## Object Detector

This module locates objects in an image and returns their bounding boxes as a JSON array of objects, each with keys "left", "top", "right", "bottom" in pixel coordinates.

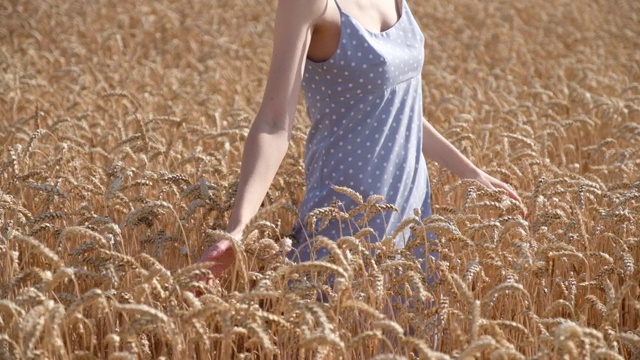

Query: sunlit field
[{"left": 1, "top": 0, "right": 639, "bottom": 358}]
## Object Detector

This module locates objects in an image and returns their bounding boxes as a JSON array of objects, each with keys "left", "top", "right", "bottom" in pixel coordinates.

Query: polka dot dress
[{"left": 290, "top": 0, "right": 432, "bottom": 262}]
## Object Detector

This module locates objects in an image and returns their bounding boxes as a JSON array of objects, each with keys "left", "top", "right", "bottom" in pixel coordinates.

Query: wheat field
[{"left": 1, "top": 0, "right": 639, "bottom": 358}]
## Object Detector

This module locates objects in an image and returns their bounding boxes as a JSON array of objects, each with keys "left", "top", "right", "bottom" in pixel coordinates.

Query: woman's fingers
[
  {"left": 482, "top": 174, "right": 521, "bottom": 203},
  {"left": 495, "top": 182, "right": 527, "bottom": 217},
  {"left": 199, "top": 240, "right": 236, "bottom": 278},
  {"left": 496, "top": 182, "right": 522, "bottom": 203},
  {"left": 475, "top": 172, "right": 528, "bottom": 217}
]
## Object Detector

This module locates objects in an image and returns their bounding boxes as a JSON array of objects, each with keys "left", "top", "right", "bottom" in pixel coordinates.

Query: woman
[{"left": 199, "top": 0, "right": 521, "bottom": 275}]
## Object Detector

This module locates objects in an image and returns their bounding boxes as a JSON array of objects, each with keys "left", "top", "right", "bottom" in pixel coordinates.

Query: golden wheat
[{"left": 1, "top": 0, "right": 638, "bottom": 358}]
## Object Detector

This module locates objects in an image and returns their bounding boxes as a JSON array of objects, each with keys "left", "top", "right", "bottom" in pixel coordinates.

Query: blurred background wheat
[{"left": 1, "top": 0, "right": 639, "bottom": 358}]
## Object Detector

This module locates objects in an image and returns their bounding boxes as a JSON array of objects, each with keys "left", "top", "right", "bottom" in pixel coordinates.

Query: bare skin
[{"left": 198, "top": 0, "right": 523, "bottom": 277}]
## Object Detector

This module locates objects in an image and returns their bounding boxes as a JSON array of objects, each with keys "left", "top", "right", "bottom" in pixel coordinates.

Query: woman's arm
[
  {"left": 199, "top": 0, "right": 326, "bottom": 275},
  {"left": 421, "top": 117, "right": 522, "bottom": 203}
]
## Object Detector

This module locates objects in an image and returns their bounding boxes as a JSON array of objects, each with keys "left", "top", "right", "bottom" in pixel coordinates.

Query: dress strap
[
  {"left": 333, "top": 0, "right": 343, "bottom": 13},
  {"left": 396, "top": 0, "right": 405, "bottom": 18}
]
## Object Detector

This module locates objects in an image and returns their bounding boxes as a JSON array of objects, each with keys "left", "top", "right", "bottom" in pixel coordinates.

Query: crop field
[{"left": 1, "top": 0, "right": 639, "bottom": 358}]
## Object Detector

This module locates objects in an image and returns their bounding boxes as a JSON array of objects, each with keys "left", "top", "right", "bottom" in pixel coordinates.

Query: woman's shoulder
[{"left": 276, "top": 0, "right": 330, "bottom": 25}]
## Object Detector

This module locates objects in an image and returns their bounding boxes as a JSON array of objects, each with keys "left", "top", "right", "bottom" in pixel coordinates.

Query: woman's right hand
[{"left": 199, "top": 238, "right": 236, "bottom": 278}]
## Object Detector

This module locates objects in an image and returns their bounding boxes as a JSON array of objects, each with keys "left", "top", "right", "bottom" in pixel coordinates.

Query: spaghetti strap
[
  {"left": 397, "top": 0, "right": 405, "bottom": 16},
  {"left": 333, "top": 0, "right": 343, "bottom": 12}
]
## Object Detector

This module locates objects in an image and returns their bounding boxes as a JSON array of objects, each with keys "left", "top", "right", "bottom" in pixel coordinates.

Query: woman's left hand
[
  {"left": 470, "top": 170, "right": 527, "bottom": 217},
  {"left": 470, "top": 170, "right": 522, "bottom": 204},
  {"left": 419, "top": 119, "right": 525, "bottom": 212}
]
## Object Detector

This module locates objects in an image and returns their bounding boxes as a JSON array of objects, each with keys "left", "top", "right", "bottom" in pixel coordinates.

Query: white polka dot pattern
[{"left": 292, "top": 0, "right": 432, "bottom": 262}]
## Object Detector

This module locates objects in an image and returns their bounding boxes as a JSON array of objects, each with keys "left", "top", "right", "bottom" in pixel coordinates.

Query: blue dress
[{"left": 290, "top": 0, "right": 432, "bottom": 262}]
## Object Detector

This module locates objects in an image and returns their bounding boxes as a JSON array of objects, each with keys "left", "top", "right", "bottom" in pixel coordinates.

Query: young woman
[{"left": 199, "top": 0, "right": 522, "bottom": 275}]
